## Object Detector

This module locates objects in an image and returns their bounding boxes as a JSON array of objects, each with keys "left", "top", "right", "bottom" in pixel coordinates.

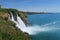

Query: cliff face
[
  {"left": 0, "top": 9, "right": 31, "bottom": 40},
  {"left": 0, "top": 12, "right": 9, "bottom": 21},
  {"left": 18, "top": 12, "right": 28, "bottom": 25}
]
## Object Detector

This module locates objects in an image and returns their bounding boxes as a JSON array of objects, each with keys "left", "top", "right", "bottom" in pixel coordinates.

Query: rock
[
  {"left": 19, "top": 12, "right": 29, "bottom": 25},
  {"left": 0, "top": 12, "right": 9, "bottom": 21}
]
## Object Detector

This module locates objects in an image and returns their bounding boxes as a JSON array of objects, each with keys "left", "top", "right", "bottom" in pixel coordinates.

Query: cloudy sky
[{"left": 0, "top": 0, "right": 60, "bottom": 12}]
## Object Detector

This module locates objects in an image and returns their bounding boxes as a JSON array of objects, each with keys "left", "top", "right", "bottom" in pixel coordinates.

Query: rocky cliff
[{"left": 0, "top": 8, "right": 31, "bottom": 40}]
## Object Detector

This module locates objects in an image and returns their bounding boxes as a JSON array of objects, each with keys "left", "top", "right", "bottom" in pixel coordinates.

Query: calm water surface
[{"left": 27, "top": 13, "right": 60, "bottom": 40}]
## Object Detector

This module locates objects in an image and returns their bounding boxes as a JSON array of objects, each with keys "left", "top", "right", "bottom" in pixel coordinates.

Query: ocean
[{"left": 27, "top": 13, "right": 60, "bottom": 40}]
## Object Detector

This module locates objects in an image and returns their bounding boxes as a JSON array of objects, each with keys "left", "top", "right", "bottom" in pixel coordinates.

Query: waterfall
[
  {"left": 10, "top": 12, "right": 60, "bottom": 35},
  {"left": 9, "top": 12, "right": 39, "bottom": 34},
  {"left": 16, "top": 15, "right": 28, "bottom": 32},
  {"left": 9, "top": 12, "right": 14, "bottom": 21},
  {"left": 10, "top": 12, "right": 28, "bottom": 32}
]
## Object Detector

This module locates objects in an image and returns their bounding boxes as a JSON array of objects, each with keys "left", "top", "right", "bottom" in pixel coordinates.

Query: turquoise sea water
[{"left": 27, "top": 13, "right": 60, "bottom": 40}]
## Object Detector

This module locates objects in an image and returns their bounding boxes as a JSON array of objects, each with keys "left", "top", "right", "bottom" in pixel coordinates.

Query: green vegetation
[
  {"left": 0, "top": 8, "right": 8, "bottom": 13},
  {"left": 0, "top": 8, "right": 31, "bottom": 40},
  {"left": 0, "top": 8, "right": 27, "bottom": 17}
]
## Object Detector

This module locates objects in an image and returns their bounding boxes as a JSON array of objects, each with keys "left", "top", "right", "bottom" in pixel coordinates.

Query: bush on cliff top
[{"left": 0, "top": 8, "right": 7, "bottom": 13}]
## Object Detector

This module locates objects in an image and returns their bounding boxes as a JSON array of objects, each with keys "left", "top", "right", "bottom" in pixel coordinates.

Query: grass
[{"left": 0, "top": 16, "right": 31, "bottom": 40}]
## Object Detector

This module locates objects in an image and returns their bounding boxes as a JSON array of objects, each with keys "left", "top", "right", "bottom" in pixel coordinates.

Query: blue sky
[{"left": 0, "top": 0, "right": 60, "bottom": 12}]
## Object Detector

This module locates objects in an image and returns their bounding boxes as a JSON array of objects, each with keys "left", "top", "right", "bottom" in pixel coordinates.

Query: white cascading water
[
  {"left": 10, "top": 13, "right": 29, "bottom": 32},
  {"left": 16, "top": 15, "right": 28, "bottom": 32},
  {"left": 10, "top": 13, "right": 60, "bottom": 35}
]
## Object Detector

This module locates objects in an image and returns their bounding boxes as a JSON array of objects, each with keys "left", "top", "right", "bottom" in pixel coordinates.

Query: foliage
[
  {"left": 0, "top": 17, "right": 31, "bottom": 40},
  {"left": 0, "top": 8, "right": 7, "bottom": 13}
]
